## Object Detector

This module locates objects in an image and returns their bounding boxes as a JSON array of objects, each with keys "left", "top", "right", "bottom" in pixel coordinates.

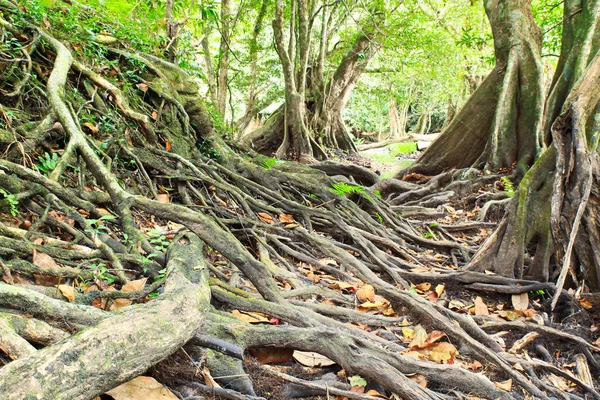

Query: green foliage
[
  {"left": 256, "top": 156, "right": 278, "bottom": 170},
  {"left": 35, "top": 152, "right": 60, "bottom": 175},
  {"left": 196, "top": 138, "right": 222, "bottom": 162},
  {"left": 0, "top": 189, "right": 19, "bottom": 216},
  {"left": 501, "top": 176, "right": 515, "bottom": 198},
  {"left": 329, "top": 182, "right": 366, "bottom": 197},
  {"left": 148, "top": 229, "right": 170, "bottom": 252},
  {"left": 89, "top": 263, "right": 115, "bottom": 284},
  {"left": 349, "top": 375, "right": 368, "bottom": 388},
  {"left": 85, "top": 215, "right": 117, "bottom": 236}
]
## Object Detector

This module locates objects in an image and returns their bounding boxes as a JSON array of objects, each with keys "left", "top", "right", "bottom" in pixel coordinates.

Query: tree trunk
[
  {"left": 402, "top": 0, "right": 544, "bottom": 176},
  {"left": 217, "top": 0, "right": 231, "bottom": 117},
  {"left": 467, "top": 0, "right": 600, "bottom": 289}
]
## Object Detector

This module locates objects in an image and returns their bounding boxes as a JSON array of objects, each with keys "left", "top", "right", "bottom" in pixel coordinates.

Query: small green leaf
[{"left": 349, "top": 375, "right": 367, "bottom": 387}]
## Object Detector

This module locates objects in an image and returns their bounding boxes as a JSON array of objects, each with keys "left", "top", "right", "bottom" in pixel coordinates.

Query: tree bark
[
  {"left": 217, "top": 0, "right": 232, "bottom": 117},
  {"left": 403, "top": 0, "right": 545, "bottom": 176},
  {"left": 467, "top": 1, "right": 600, "bottom": 289}
]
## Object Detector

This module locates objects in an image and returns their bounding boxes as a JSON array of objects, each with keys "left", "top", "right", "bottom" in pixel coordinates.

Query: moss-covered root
[{"left": 0, "top": 233, "right": 210, "bottom": 400}]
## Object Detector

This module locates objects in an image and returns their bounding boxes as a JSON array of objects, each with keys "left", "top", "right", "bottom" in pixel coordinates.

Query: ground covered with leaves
[{"left": 0, "top": 1, "right": 598, "bottom": 400}]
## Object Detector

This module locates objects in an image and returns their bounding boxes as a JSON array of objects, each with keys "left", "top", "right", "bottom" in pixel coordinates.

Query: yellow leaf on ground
[
  {"left": 292, "top": 351, "right": 336, "bottom": 367},
  {"left": 106, "top": 376, "right": 178, "bottom": 400},
  {"left": 57, "top": 284, "right": 75, "bottom": 302},
  {"left": 474, "top": 296, "right": 489, "bottom": 316},
  {"left": 231, "top": 310, "right": 270, "bottom": 323},
  {"left": 435, "top": 284, "right": 445, "bottom": 297},
  {"left": 201, "top": 367, "right": 221, "bottom": 388},
  {"left": 414, "top": 282, "right": 431, "bottom": 292},
  {"left": 402, "top": 327, "right": 415, "bottom": 339}
]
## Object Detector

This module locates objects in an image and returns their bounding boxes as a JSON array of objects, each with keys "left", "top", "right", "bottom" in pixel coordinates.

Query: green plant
[
  {"left": 36, "top": 152, "right": 60, "bottom": 175},
  {"left": 501, "top": 176, "right": 515, "bottom": 198},
  {"left": 89, "top": 263, "right": 115, "bottom": 284},
  {"left": 423, "top": 231, "right": 435, "bottom": 239},
  {"left": 374, "top": 212, "right": 383, "bottom": 224},
  {"left": 329, "top": 182, "right": 365, "bottom": 197},
  {"left": 148, "top": 229, "right": 170, "bottom": 252},
  {"left": 85, "top": 215, "right": 117, "bottom": 236},
  {"left": 0, "top": 188, "right": 19, "bottom": 216},
  {"left": 257, "top": 156, "right": 278, "bottom": 170}
]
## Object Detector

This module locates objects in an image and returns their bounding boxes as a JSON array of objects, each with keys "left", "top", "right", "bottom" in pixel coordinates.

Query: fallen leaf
[
  {"left": 349, "top": 375, "right": 367, "bottom": 387},
  {"left": 435, "top": 284, "right": 445, "bottom": 297},
  {"left": 402, "top": 327, "right": 415, "bottom": 339},
  {"left": 292, "top": 351, "right": 336, "bottom": 367},
  {"left": 511, "top": 293, "right": 529, "bottom": 311},
  {"left": 157, "top": 193, "right": 170, "bottom": 203},
  {"left": 408, "top": 373, "right": 427, "bottom": 388},
  {"left": 106, "top": 376, "right": 178, "bottom": 400},
  {"left": 409, "top": 325, "right": 428, "bottom": 348},
  {"left": 151, "top": 111, "right": 158, "bottom": 120},
  {"left": 414, "top": 282, "right": 431, "bottom": 292},
  {"left": 165, "top": 139, "right": 171, "bottom": 152},
  {"left": 468, "top": 360, "right": 483, "bottom": 371},
  {"left": 95, "top": 34, "right": 118, "bottom": 45},
  {"left": 278, "top": 214, "right": 295, "bottom": 223},
  {"left": 356, "top": 285, "right": 375, "bottom": 303},
  {"left": 231, "top": 310, "right": 270, "bottom": 323},
  {"left": 32, "top": 250, "right": 60, "bottom": 270},
  {"left": 493, "top": 379, "right": 512, "bottom": 391},
  {"left": 474, "top": 296, "right": 489, "bottom": 316},
  {"left": 57, "top": 284, "right": 75, "bottom": 302},
  {"left": 579, "top": 298, "right": 593, "bottom": 309},
  {"left": 257, "top": 213, "right": 274, "bottom": 224},
  {"left": 137, "top": 83, "right": 148, "bottom": 92},
  {"left": 122, "top": 278, "right": 148, "bottom": 292},
  {"left": 249, "top": 347, "right": 294, "bottom": 364},
  {"left": 83, "top": 122, "right": 99, "bottom": 135}
]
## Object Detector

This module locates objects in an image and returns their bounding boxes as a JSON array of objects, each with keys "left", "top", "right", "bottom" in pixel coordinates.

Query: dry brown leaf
[
  {"left": 157, "top": 193, "right": 170, "bottom": 203},
  {"left": 249, "top": 347, "right": 294, "bottom": 364},
  {"left": 292, "top": 351, "right": 336, "bottom": 367},
  {"left": 408, "top": 373, "right": 427, "bottom": 388},
  {"left": 32, "top": 250, "right": 60, "bottom": 270},
  {"left": 579, "top": 298, "right": 593, "bottom": 309},
  {"left": 82, "top": 122, "right": 99, "bottom": 135},
  {"left": 356, "top": 284, "right": 375, "bottom": 303},
  {"left": 106, "top": 376, "right": 178, "bottom": 400},
  {"left": 278, "top": 214, "right": 295, "bottom": 223},
  {"left": 122, "top": 278, "right": 148, "bottom": 292},
  {"left": 493, "top": 379, "right": 512, "bottom": 391},
  {"left": 511, "top": 293, "right": 529, "bottom": 311},
  {"left": 468, "top": 360, "right": 483, "bottom": 371},
  {"left": 414, "top": 282, "right": 431, "bottom": 292},
  {"left": 57, "top": 284, "right": 75, "bottom": 302},
  {"left": 328, "top": 282, "right": 355, "bottom": 292},
  {"left": 474, "top": 296, "right": 489, "bottom": 316},
  {"left": 257, "top": 213, "right": 274, "bottom": 224},
  {"left": 165, "top": 138, "right": 172, "bottom": 152}
]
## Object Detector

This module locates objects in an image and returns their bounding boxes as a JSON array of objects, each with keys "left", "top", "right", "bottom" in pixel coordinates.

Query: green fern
[
  {"left": 329, "top": 182, "right": 365, "bottom": 196},
  {"left": 501, "top": 176, "right": 515, "bottom": 198},
  {"left": 256, "top": 156, "right": 278, "bottom": 170}
]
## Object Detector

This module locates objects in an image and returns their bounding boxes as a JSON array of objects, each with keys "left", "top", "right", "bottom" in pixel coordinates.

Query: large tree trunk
[
  {"left": 402, "top": 0, "right": 544, "bottom": 176},
  {"left": 242, "top": 29, "right": 380, "bottom": 158},
  {"left": 467, "top": 0, "right": 600, "bottom": 289},
  {"left": 217, "top": 0, "right": 232, "bottom": 117}
]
